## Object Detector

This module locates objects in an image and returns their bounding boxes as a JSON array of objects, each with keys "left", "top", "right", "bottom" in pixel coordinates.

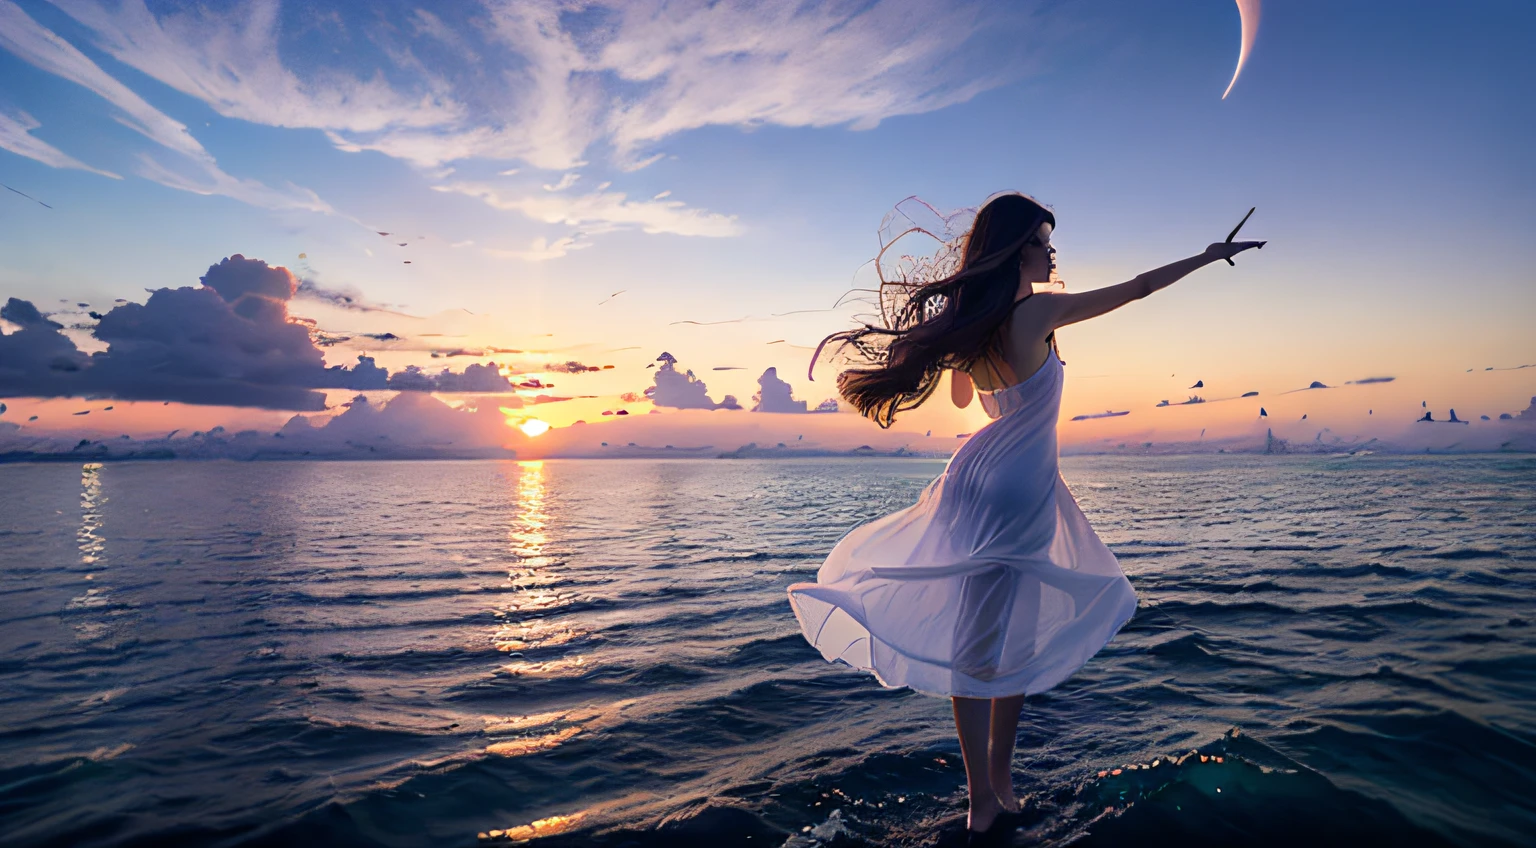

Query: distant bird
[
  {"left": 1241, "top": 391, "right": 1258, "bottom": 397},
  {"left": 1422, "top": 401, "right": 1427, "bottom": 408},
  {"left": 403, "top": 260, "right": 412, "bottom": 264},
  {"left": 798, "top": 435, "right": 803, "bottom": 440},
  {"left": 1200, "top": 428, "right": 1206, "bottom": 437},
  {"left": 1259, "top": 407, "right": 1268, "bottom": 417},
  {"left": 671, "top": 316, "right": 750, "bottom": 326},
  {"left": 28, "top": 415, "right": 38, "bottom": 421},
  {"left": 646, "top": 363, "right": 655, "bottom": 368},
  {"left": 598, "top": 290, "right": 626, "bottom": 305},
  {"left": 376, "top": 231, "right": 390, "bottom": 236},
  {"left": 1301, "top": 414, "right": 1307, "bottom": 420},
  {"left": 925, "top": 430, "right": 932, "bottom": 437},
  {"left": 1369, "top": 409, "right": 1373, "bottom": 415},
  {"left": 397, "top": 242, "right": 408, "bottom": 247},
  {"left": 1189, "top": 380, "right": 1203, "bottom": 388},
  {"left": 2, "top": 181, "right": 52, "bottom": 208}
]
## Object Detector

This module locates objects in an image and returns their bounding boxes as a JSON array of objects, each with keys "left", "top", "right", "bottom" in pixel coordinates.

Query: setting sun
[{"left": 518, "top": 418, "right": 551, "bottom": 437}]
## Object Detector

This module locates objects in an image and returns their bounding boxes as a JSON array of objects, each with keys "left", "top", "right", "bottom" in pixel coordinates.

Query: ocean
[{"left": 1, "top": 455, "right": 1532, "bottom": 847}]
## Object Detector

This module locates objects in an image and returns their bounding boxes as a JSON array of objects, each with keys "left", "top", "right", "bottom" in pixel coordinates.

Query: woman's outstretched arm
[{"left": 1038, "top": 240, "right": 1264, "bottom": 330}]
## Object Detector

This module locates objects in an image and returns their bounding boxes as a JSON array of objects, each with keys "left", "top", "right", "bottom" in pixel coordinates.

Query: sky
[{"left": 1, "top": 0, "right": 1533, "bottom": 456}]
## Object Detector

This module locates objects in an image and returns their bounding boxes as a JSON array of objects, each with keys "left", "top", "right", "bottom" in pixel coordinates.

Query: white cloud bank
[
  {"left": 0, "top": 0, "right": 332, "bottom": 213},
  {"left": 5, "top": 0, "right": 1052, "bottom": 237}
]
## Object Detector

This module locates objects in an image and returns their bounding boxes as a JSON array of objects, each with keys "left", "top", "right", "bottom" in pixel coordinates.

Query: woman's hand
[{"left": 1204, "top": 240, "right": 1266, "bottom": 264}]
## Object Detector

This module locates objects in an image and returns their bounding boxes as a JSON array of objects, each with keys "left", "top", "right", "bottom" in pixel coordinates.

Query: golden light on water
[{"left": 478, "top": 812, "right": 586, "bottom": 842}]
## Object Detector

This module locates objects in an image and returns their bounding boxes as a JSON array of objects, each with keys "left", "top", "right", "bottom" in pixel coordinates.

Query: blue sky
[{"left": 1, "top": 0, "right": 1532, "bottom": 449}]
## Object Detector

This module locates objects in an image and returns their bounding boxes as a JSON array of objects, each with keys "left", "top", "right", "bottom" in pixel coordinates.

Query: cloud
[
  {"left": 483, "top": 235, "right": 592, "bottom": 262},
  {"left": 47, "top": 0, "right": 462, "bottom": 136},
  {"left": 593, "top": 0, "right": 1023, "bottom": 164},
  {"left": 0, "top": 255, "right": 532, "bottom": 409},
  {"left": 0, "top": 0, "right": 330, "bottom": 213},
  {"left": 295, "top": 279, "right": 417, "bottom": 315},
  {"left": 751, "top": 367, "right": 807, "bottom": 413},
  {"left": 644, "top": 352, "right": 737, "bottom": 410},
  {"left": 546, "top": 361, "right": 602, "bottom": 374},
  {"left": 1346, "top": 376, "right": 1396, "bottom": 385},
  {"left": 39, "top": 0, "right": 1047, "bottom": 173},
  {"left": 275, "top": 392, "right": 516, "bottom": 455},
  {"left": 0, "top": 392, "right": 524, "bottom": 460},
  {"left": 200, "top": 254, "right": 296, "bottom": 303},
  {"left": 387, "top": 362, "right": 515, "bottom": 393},
  {"left": 1, "top": 297, "right": 62, "bottom": 329},
  {"left": 440, "top": 181, "right": 740, "bottom": 238},
  {"left": 0, "top": 107, "right": 118, "bottom": 177},
  {"left": 543, "top": 172, "right": 581, "bottom": 192}
]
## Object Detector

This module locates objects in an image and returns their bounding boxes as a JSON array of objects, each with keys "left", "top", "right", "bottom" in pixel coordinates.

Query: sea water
[{"left": 1, "top": 455, "right": 1532, "bottom": 847}]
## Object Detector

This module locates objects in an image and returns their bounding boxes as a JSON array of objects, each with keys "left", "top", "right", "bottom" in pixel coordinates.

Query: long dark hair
[{"left": 816, "top": 193, "right": 1055, "bottom": 428}]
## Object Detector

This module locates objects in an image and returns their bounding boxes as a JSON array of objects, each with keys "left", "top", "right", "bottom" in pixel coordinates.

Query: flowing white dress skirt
[{"left": 787, "top": 350, "right": 1137, "bottom": 698}]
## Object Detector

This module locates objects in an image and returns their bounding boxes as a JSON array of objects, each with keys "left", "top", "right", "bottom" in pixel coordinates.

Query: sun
[{"left": 517, "top": 418, "right": 551, "bottom": 437}]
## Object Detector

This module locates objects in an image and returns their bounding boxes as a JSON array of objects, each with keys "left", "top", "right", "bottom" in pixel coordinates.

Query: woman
[{"left": 786, "top": 192, "right": 1263, "bottom": 841}]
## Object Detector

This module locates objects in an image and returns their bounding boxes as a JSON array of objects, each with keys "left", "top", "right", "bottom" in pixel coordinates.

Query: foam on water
[{"left": 0, "top": 455, "right": 1532, "bottom": 846}]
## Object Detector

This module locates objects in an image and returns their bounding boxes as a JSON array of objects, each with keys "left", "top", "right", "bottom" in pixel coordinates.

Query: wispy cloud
[
  {"left": 0, "top": 107, "right": 118, "bottom": 177},
  {"left": 438, "top": 181, "right": 741, "bottom": 237},
  {"left": 40, "top": 0, "right": 1049, "bottom": 172},
  {"left": 483, "top": 235, "right": 593, "bottom": 263},
  {"left": 0, "top": 0, "right": 329, "bottom": 212},
  {"left": 48, "top": 0, "right": 462, "bottom": 135}
]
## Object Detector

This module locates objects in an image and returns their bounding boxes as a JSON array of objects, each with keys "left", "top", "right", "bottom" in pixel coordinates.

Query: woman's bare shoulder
[{"left": 1009, "top": 292, "right": 1062, "bottom": 341}]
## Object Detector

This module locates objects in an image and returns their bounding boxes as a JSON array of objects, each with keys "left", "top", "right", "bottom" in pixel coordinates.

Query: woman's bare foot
[
  {"left": 989, "top": 769, "right": 1020, "bottom": 812},
  {"left": 967, "top": 796, "right": 1004, "bottom": 833}
]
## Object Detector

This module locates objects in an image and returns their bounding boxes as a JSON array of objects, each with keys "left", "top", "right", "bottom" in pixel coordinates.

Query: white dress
[{"left": 786, "top": 349, "right": 1137, "bottom": 698}]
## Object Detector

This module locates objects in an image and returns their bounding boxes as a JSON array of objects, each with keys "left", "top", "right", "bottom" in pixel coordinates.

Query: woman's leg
[
  {"left": 953, "top": 696, "right": 1002, "bottom": 831},
  {"left": 988, "top": 694, "right": 1027, "bottom": 811}
]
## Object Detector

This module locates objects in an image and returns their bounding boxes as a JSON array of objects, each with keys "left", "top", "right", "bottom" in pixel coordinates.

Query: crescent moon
[{"left": 1222, "top": 0, "right": 1261, "bottom": 99}]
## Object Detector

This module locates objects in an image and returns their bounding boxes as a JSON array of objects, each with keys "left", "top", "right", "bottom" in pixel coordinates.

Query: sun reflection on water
[
  {"left": 477, "top": 812, "right": 587, "bottom": 843},
  {"left": 67, "top": 463, "right": 113, "bottom": 640},
  {"left": 492, "top": 461, "right": 589, "bottom": 663},
  {"left": 485, "top": 460, "right": 598, "bottom": 770}
]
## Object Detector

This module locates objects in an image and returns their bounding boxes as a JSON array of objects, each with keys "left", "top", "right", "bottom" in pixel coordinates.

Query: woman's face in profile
[{"left": 1017, "top": 222, "right": 1056, "bottom": 287}]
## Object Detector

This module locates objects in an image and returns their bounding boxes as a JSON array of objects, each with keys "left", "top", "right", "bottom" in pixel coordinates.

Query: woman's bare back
[{"left": 961, "top": 295, "right": 1056, "bottom": 394}]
